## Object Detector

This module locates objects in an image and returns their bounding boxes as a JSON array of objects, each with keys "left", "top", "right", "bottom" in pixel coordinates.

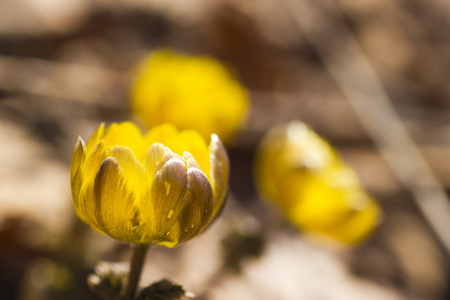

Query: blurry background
[{"left": 1, "top": 0, "right": 450, "bottom": 299}]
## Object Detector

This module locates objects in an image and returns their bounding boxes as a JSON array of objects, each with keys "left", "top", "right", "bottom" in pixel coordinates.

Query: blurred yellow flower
[
  {"left": 254, "top": 121, "right": 380, "bottom": 245},
  {"left": 70, "top": 122, "right": 229, "bottom": 247},
  {"left": 131, "top": 49, "right": 249, "bottom": 144}
]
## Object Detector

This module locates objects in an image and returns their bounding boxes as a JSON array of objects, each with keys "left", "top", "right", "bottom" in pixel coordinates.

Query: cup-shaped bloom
[
  {"left": 254, "top": 121, "right": 380, "bottom": 245},
  {"left": 131, "top": 49, "right": 249, "bottom": 144},
  {"left": 70, "top": 122, "right": 229, "bottom": 247}
]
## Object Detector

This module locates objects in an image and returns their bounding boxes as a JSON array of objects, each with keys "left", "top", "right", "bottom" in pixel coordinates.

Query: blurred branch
[
  {"left": 0, "top": 55, "right": 124, "bottom": 109},
  {"left": 282, "top": 0, "right": 450, "bottom": 258}
]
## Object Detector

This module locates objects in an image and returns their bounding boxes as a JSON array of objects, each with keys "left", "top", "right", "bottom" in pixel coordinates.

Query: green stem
[{"left": 124, "top": 243, "right": 149, "bottom": 299}]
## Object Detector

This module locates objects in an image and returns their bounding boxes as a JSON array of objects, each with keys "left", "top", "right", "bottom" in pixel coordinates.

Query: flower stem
[{"left": 124, "top": 243, "right": 149, "bottom": 299}]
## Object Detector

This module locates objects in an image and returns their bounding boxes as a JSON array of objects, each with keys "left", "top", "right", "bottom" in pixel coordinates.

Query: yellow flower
[
  {"left": 131, "top": 49, "right": 249, "bottom": 144},
  {"left": 288, "top": 167, "right": 380, "bottom": 245},
  {"left": 254, "top": 121, "right": 380, "bottom": 245},
  {"left": 70, "top": 122, "right": 229, "bottom": 247},
  {"left": 254, "top": 121, "right": 341, "bottom": 212}
]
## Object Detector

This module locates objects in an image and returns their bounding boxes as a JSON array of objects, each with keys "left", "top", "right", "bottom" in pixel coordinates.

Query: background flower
[
  {"left": 131, "top": 49, "right": 249, "bottom": 144},
  {"left": 254, "top": 121, "right": 381, "bottom": 245}
]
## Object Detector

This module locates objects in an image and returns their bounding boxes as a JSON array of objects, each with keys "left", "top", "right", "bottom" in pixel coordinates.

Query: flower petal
[
  {"left": 103, "top": 122, "right": 146, "bottom": 162},
  {"left": 144, "top": 125, "right": 210, "bottom": 177},
  {"left": 74, "top": 140, "right": 109, "bottom": 225},
  {"left": 209, "top": 134, "right": 229, "bottom": 215},
  {"left": 338, "top": 197, "right": 380, "bottom": 244},
  {"left": 183, "top": 151, "right": 201, "bottom": 170},
  {"left": 82, "top": 141, "right": 109, "bottom": 181},
  {"left": 70, "top": 136, "right": 85, "bottom": 203},
  {"left": 290, "top": 173, "right": 351, "bottom": 229},
  {"left": 85, "top": 123, "right": 105, "bottom": 156},
  {"left": 91, "top": 157, "right": 145, "bottom": 242},
  {"left": 144, "top": 123, "right": 178, "bottom": 149},
  {"left": 174, "top": 130, "right": 210, "bottom": 178},
  {"left": 182, "top": 168, "right": 214, "bottom": 234},
  {"left": 169, "top": 167, "right": 214, "bottom": 241},
  {"left": 143, "top": 143, "right": 181, "bottom": 180},
  {"left": 139, "top": 144, "right": 183, "bottom": 240},
  {"left": 71, "top": 137, "right": 85, "bottom": 181},
  {"left": 139, "top": 157, "right": 188, "bottom": 246},
  {"left": 109, "top": 145, "right": 147, "bottom": 193}
]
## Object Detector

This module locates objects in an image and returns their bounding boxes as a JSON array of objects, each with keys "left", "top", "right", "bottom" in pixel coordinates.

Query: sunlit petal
[
  {"left": 180, "top": 168, "right": 214, "bottom": 238},
  {"left": 74, "top": 141, "right": 109, "bottom": 225},
  {"left": 175, "top": 130, "right": 210, "bottom": 178},
  {"left": 143, "top": 143, "right": 166, "bottom": 179},
  {"left": 92, "top": 157, "right": 144, "bottom": 242},
  {"left": 144, "top": 123, "right": 178, "bottom": 149},
  {"left": 140, "top": 157, "right": 187, "bottom": 246},
  {"left": 209, "top": 134, "right": 229, "bottom": 215},
  {"left": 85, "top": 123, "right": 105, "bottom": 156},
  {"left": 183, "top": 152, "right": 201, "bottom": 170},
  {"left": 70, "top": 136, "right": 85, "bottom": 204},
  {"left": 109, "top": 146, "right": 147, "bottom": 193},
  {"left": 103, "top": 122, "right": 146, "bottom": 162},
  {"left": 334, "top": 197, "right": 380, "bottom": 245}
]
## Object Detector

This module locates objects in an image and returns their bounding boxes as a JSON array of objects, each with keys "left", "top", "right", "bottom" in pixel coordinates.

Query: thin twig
[{"left": 282, "top": 0, "right": 450, "bottom": 258}]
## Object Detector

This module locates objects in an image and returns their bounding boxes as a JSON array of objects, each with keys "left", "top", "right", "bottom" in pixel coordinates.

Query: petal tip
[
  {"left": 98, "top": 156, "right": 119, "bottom": 174},
  {"left": 74, "top": 136, "right": 86, "bottom": 153},
  {"left": 71, "top": 136, "right": 86, "bottom": 182},
  {"left": 211, "top": 133, "right": 219, "bottom": 143},
  {"left": 76, "top": 135, "right": 84, "bottom": 143},
  {"left": 163, "top": 156, "right": 187, "bottom": 171}
]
